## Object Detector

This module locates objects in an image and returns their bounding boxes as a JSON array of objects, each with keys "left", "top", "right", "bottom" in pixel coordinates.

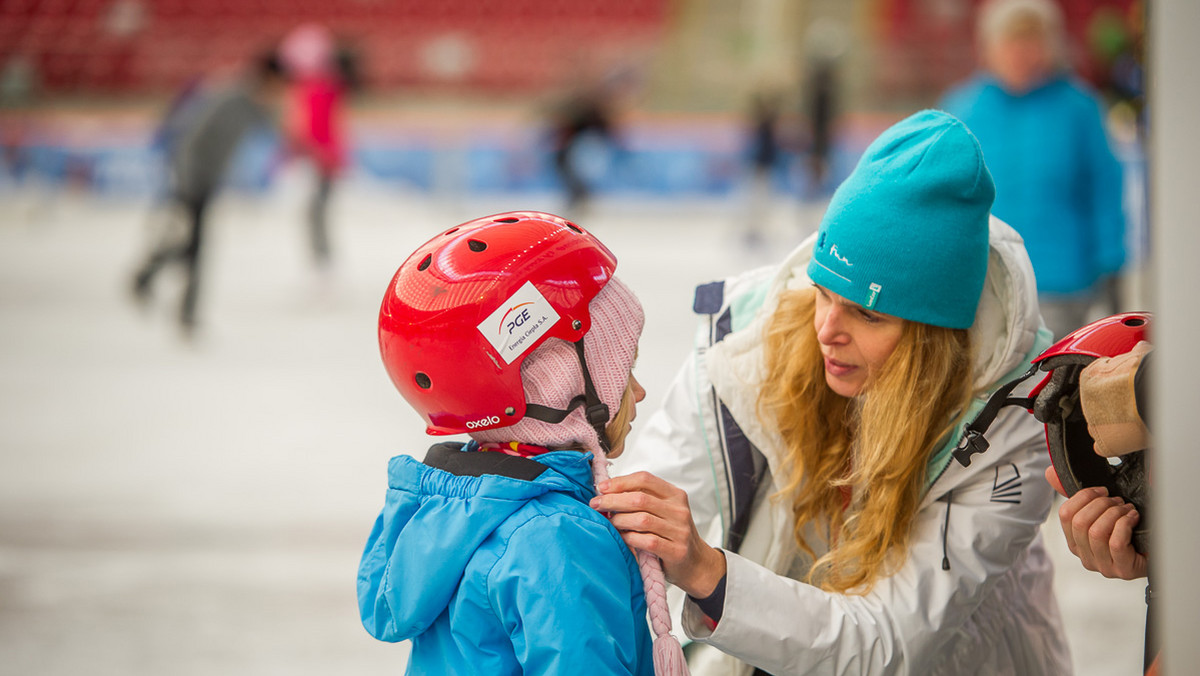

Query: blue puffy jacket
[
  {"left": 357, "top": 443, "right": 654, "bottom": 675},
  {"left": 940, "top": 74, "right": 1126, "bottom": 296}
]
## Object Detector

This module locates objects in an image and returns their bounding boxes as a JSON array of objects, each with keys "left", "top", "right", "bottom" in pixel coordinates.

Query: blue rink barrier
[
  {"left": 3, "top": 127, "right": 854, "bottom": 200},
  {"left": 1, "top": 126, "right": 1140, "bottom": 216}
]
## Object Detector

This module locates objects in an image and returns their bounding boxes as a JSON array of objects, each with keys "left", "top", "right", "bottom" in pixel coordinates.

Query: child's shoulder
[{"left": 490, "top": 493, "right": 634, "bottom": 565}]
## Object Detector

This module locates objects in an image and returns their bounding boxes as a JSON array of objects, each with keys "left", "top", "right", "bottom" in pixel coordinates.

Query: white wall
[{"left": 1149, "top": 0, "right": 1200, "bottom": 672}]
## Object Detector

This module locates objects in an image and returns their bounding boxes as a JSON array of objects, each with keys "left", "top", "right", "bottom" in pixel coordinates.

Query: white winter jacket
[{"left": 615, "top": 217, "right": 1072, "bottom": 675}]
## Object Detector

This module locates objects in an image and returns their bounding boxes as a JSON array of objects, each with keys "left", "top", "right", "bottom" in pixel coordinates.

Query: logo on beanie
[
  {"left": 865, "top": 283, "right": 882, "bottom": 309},
  {"left": 831, "top": 244, "right": 853, "bottom": 267},
  {"left": 479, "top": 281, "right": 561, "bottom": 364}
]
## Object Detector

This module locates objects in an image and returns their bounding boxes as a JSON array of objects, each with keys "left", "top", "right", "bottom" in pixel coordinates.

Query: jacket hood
[{"left": 357, "top": 445, "right": 598, "bottom": 639}]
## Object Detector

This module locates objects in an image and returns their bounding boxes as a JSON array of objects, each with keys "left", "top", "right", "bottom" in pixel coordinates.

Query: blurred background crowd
[
  {"left": 0, "top": 0, "right": 1145, "bottom": 215},
  {"left": 0, "top": 0, "right": 1152, "bottom": 334}
]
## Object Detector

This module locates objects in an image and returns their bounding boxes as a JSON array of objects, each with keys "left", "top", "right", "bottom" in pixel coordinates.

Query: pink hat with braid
[{"left": 470, "top": 275, "right": 643, "bottom": 455}]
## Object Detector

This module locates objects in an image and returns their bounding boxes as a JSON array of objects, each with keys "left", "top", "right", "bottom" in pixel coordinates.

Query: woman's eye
[{"left": 857, "top": 309, "right": 879, "bottom": 323}]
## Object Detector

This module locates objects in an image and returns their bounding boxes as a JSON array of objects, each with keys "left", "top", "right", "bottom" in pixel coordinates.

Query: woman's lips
[{"left": 824, "top": 356, "right": 857, "bottom": 377}]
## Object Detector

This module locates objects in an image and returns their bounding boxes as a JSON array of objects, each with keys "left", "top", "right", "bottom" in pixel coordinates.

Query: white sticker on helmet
[{"left": 478, "top": 281, "right": 562, "bottom": 364}]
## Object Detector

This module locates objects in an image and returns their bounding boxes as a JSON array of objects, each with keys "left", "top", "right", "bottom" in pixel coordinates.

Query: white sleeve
[
  {"left": 613, "top": 348, "right": 729, "bottom": 545},
  {"left": 681, "top": 407, "right": 1058, "bottom": 675}
]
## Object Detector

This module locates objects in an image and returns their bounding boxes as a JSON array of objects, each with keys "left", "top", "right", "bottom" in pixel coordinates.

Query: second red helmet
[{"left": 954, "top": 311, "right": 1152, "bottom": 552}]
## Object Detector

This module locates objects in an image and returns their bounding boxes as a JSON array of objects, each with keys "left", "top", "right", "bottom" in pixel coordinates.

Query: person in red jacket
[{"left": 279, "top": 24, "right": 351, "bottom": 270}]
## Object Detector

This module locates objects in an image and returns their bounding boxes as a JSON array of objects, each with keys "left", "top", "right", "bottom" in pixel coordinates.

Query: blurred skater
[
  {"left": 547, "top": 67, "right": 632, "bottom": 218},
  {"left": 279, "top": 24, "right": 354, "bottom": 271},
  {"left": 130, "top": 52, "right": 284, "bottom": 337},
  {"left": 801, "top": 18, "right": 846, "bottom": 198},
  {"left": 740, "top": 85, "right": 786, "bottom": 250}
]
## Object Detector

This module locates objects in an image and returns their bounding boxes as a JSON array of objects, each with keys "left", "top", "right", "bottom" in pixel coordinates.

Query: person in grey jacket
[
  {"left": 132, "top": 51, "right": 284, "bottom": 336},
  {"left": 595, "top": 110, "right": 1072, "bottom": 675}
]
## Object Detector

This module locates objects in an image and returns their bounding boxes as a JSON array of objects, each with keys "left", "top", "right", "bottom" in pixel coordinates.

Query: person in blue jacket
[
  {"left": 358, "top": 212, "right": 685, "bottom": 675},
  {"left": 940, "top": 0, "right": 1126, "bottom": 341}
]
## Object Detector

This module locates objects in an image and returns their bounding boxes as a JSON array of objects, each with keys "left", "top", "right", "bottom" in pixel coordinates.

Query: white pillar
[{"left": 1149, "top": 0, "right": 1200, "bottom": 671}]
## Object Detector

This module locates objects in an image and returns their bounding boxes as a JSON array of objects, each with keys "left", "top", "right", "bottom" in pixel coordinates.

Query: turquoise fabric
[
  {"left": 807, "top": 109, "right": 994, "bottom": 329},
  {"left": 357, "top": 447, "right": 654, "bottom": 675},
  {"left": 940, "top": 75, "right": 1126, "bottom": 296}
]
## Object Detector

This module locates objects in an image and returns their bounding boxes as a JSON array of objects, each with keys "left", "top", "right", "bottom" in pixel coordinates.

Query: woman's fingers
[
  {"left": 591, "top": 471, "right": 726, "bottom": 597},
  {"left": 1058, "top": 486, "right": 1107, "bottom": 559},
  {"left": 1108, "top": 509, "right": 1150, "bottom": 580},
  {"left": 1063, "top": 488, "right": 1121, "bottom": 569},
  {"left": 1084, "top": 502, "right": 1149, "bottom": 579},
  {"left": 607, "top": 510, "right": 689, "bottom": 544},
  {"left": 591, "top": 472, "right": 692, "bottom": 524},
  {"left": 1084, "top": 502, "right": 1131, "bottom": 574},
  {"left": 598, "top": 470, "right": 688, "bottom": 501},
  {"left": 1055, "top": 485, "right": 1149, "bottom": 580}
]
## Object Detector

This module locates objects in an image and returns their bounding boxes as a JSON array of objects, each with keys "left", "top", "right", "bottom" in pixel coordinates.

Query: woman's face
[
  {"left": 605, "top": 373, "right": 645, "bottom": 459},
  {"left": 813, "top": 285, "right": 905, "bottom": 398}
]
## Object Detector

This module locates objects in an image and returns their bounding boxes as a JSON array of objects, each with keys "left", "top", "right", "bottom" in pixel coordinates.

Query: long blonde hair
[{"left": 759, "top": 287, "right": 975, "bottom": 594}]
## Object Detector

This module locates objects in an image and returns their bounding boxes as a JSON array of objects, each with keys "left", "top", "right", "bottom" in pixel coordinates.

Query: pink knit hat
[{"left": 470, "top": 276, "right": 643, "bottom": 454}]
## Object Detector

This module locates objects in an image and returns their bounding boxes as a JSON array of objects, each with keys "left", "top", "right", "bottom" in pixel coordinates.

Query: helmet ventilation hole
[
  {"left": 468, "top": 239, "right": 487, "bottom": 252},
  {"left": 494, "top": 217, "right": 519, "bottom": 223},
  {"left": 565, "top": 221, "right": 583, "bottom": 233},
  {"left": 417, "top": 254, "right": 432, "bottom": 271},
  {"left": 1124, "top": 317, "right": 1145, "bottom": 327},
  {"left": 415, "top": 372, "right": 432, "bottom": 389},
  {"left": 444, "top": 227, "right": 459, "bottom": 235}
]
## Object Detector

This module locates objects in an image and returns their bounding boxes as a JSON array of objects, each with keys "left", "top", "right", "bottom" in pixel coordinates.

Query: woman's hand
[
  {"left": 590, "top": 471, "right": 727, "bottom": 598},
  {"left": 1048, "top": 466, "right": 1148, "bottom": 580}
]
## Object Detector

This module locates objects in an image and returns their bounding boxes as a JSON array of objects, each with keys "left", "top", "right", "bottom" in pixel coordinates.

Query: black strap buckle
[
  {"left": 951, "top": 429, "right": 992, "bottom": 467},
  {"left": 585, "top": 402, "right": 610, "bottom": 426},
  {"left": 952, "top": 363, "right": 1041, "bottom": 467}
]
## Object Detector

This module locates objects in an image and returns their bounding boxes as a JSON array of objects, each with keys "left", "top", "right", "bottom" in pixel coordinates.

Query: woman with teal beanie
[
  {"left": 595, "top": 110, "right": 1072, "bottom": 674},
  {"left": 940, "top": 0, "right": 1126, "bottom": 341}
]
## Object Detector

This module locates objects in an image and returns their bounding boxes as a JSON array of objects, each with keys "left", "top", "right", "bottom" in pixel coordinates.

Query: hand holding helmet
[
  {"left": 1046, "top": 471, "right": 1149, "bottom": 580},
  {"left": 954, "top": 312, "right": 1152, "bottom": 554}
]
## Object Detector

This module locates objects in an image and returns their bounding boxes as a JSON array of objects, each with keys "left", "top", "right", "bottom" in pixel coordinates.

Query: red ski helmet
[
  {"left": 953, "top": 312, "right": 1152, "bottom": 552},
  {"left": 378, "top": 211, "right": 618, "bottom": 436}
]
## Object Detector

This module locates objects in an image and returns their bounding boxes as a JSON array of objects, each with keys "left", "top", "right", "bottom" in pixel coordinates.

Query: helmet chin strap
[
  {"left": 952, "top": 362, "right": 1040, "bottom": 467},
  {"left": 521, "top": 337, "right": 613, "bottom": 454}
]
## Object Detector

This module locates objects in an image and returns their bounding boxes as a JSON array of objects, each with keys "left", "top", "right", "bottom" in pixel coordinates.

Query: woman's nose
[{"left": 816, "top": 305, "right": 848, "bottom": 345}]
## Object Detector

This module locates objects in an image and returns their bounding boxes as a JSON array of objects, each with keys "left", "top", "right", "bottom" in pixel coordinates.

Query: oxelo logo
[
  {"left": 465, "top": 415, "right": 502, "bottom": 429},
  {"left": 478, "top": 281, "right": 561, "bottom": 364}
]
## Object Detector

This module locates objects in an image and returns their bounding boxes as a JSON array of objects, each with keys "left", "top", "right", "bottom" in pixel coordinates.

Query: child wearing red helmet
[{"left": 358, "top": 212, "right": 686, "bottom": 675}]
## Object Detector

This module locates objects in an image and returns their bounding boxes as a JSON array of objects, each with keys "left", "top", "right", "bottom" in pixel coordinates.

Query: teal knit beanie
[{"left": 807, "top": 109, "right": 994, "bottom": 330}]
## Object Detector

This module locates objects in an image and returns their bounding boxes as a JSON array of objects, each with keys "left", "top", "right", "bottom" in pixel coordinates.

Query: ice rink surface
[{"left": 0, "top": 174, "right": 1148, "bottom": 675}]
